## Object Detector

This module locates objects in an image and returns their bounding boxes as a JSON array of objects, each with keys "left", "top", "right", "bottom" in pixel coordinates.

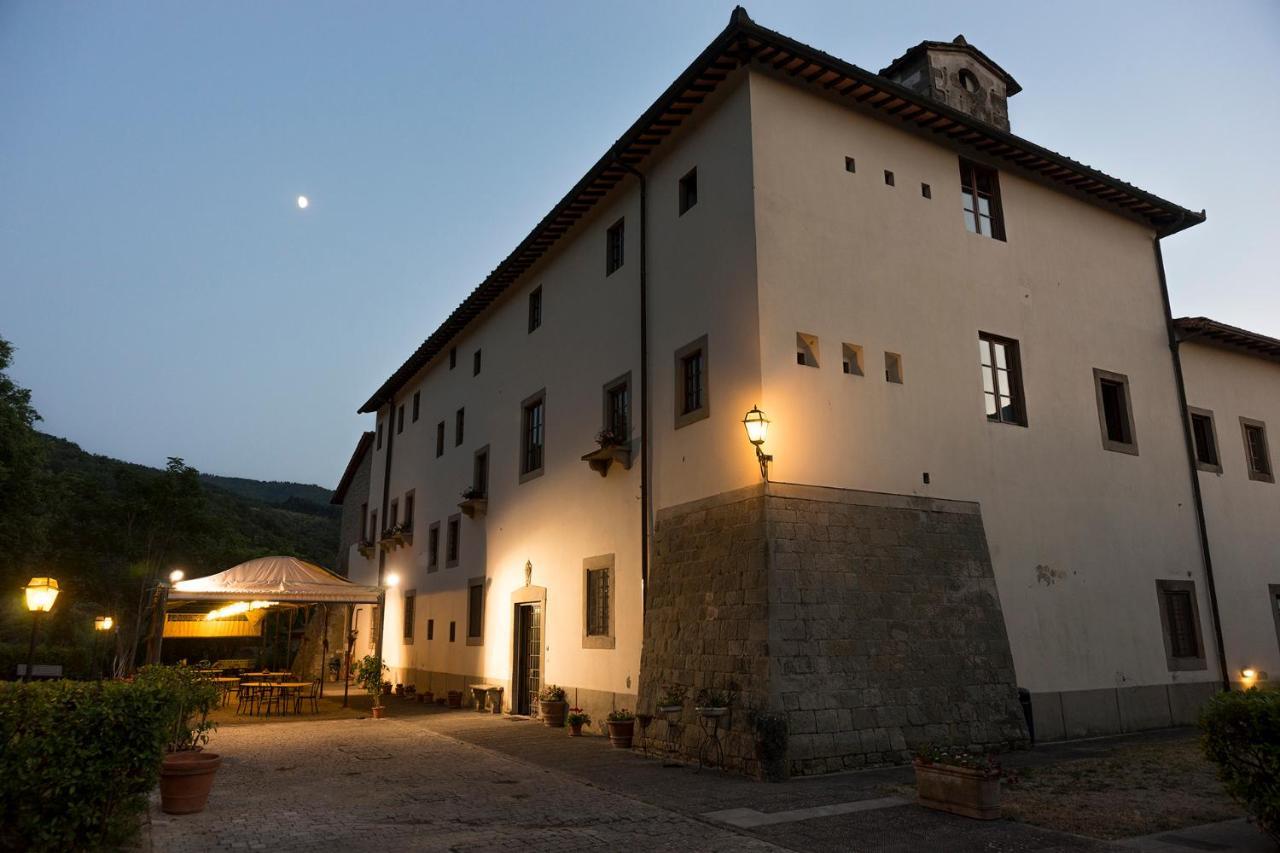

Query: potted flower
[
  {"left": 137, "top": 664, "right": 223, "bottom": 815},
  {"left": 355, "top": 655, "right": 389, "bottom": 719},
  {"left": 394, "top": 682, "right": 405, "bottom": 698},
  {"left": 606, "top": 708, "right": 636, "bottom": 748},
  {"left": 695, "top": 688, "right": 730, "bottom": 718},
  {"left": 913, "top": 745, "right": 1002, "bottom": 820},
  {"left": 327, "top": 654, "right": 342, "bottom": 682},
  {"left": 581, "top": 428, "right": 632, "bottom": 476},
  {"left": 657, "top": 685, "right": 687, "bottom": 716},
  {"left": 458, "top": 486, "right": 488, "bottom": 518},
  {"left": 566, "top": 708, "right": 591, "bottom": 736},
  {"left": 539, "top": 684, "right": 568, "bottom": 727}
]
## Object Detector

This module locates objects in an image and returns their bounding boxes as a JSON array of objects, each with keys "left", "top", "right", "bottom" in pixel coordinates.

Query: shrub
[
  {"left": 1200, "top": 687, "right": 1280, "bottom": 843},
  {"left": 566, "top": 708, "right": 591, "bottom": 727},
  {"left": 134, "top": 664, "right": 220, "bottom": 752},
  {"left": 354, "top": 655, "right": 388, "bottom": 705},
  {"left": 657, "top": 685, "right": 687, "bottom": 708},
  {"left": 695, "top": 688, "right": 730, "bottom": 709},
  {"left": 538, "top": 684, "right": 566, "bottom": 703},
  {"left": 606, "top": 708, "right": 634, "bottom": 722},
  {"left": 0, "top": 679, "right": 176, "bottom": 851}
]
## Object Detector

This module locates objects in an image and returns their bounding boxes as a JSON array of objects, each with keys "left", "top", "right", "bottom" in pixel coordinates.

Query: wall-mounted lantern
[{"left": 742, "top": 405, "right": 773, "bottom": 481}]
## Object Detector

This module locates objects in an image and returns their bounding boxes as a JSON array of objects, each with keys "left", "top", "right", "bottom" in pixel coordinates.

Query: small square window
[
  {"left": 455, "top": 407, "right": 465, "bottom": 447},
  {"left": 427, "top": 618, "right": 434, "bottom": 641},
  {"left": 449, "top": 621, "right": 456, "bottom": 643},
  {"left": 1241, "top": 417, "right": 1273, "bottom": 483},
  {"left": 678, "top": 168, "right": 698, "bottom": 215},
  {"left": 674, "top": 335, "right": 709, "bottom": 429},
  {"left": 842, "top": 343, "right": 864, "bottom": 376},
  {"left": 844, "top": 156, "right": 856, "bottom": 173},
  {"left": 1156, "top": 580, "right": 1206, "bottom": 671},
  {"left": 528, "top": 286, "right": 542, "bottom": 333},
  {"left": 884, "top": 170, "right": 895, "bottom": 186},
  {"left": 884, "top": 352, "right": 903, "bottom": 384},
  {"left": 1188, "top": 408, "right": 1221, "bottom": 473},
  {"left": 412, "top": 391, "right": 420, "bottom": 423},
  {"left": 449, "top": 347, "right": 457, "bottom": 370},
  {"left": 796, "top": 332, "right": 819, "bottom": 368},
  {"left": 473, "top": 349, "right": 482, "bottom": 376},
  {"left": 436, "top": 421, "right": 445, "bottom": 458},
  {"left": 606, "top": 219, "right": 625, "bottom": 276},
  {"left": 396, "top": 404, "right": 404, "bottom": 435},
  {"left": 1094, "top": 368, "right": 1138, "bottom": 455},
  {"left": 446, "top": 514, "right": 461, "bottom": 567},
  {"left": 921, "top": 183, "right": 931, "bottom": 199}
]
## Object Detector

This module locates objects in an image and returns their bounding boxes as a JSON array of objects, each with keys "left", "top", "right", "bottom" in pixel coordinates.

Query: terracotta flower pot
[
  {"left": 606, "top": 719, "right": 635, "bottom": 748},
  {"left": 159, "top": 752, "right": 222, "bottom": 815},
  {"left": 540, "top": 700, "right": 567, "bottom": 727},
  {"left": 913, "top": 760, "right": 1001, "bottom": 820},
  {"left": 371, "top": 705, "right": 385, "bottom": 719},
  {"left": 569, "top": 722, "right": 584, "bottom": 737}
]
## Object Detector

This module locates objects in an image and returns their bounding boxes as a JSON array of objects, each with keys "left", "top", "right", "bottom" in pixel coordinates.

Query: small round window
[{"left": 958, "top": 69, "right": 980, "bottom": 93}]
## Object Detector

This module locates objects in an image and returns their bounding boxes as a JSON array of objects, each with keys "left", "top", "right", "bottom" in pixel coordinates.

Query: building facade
[{"left": 343, "top": 10, "right": 1277, "bottom": 776}]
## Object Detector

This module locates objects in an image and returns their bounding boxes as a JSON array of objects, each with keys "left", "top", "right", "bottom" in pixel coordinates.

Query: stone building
[
  {"left": 341, "top": 8, "right": 1278, "bottom": 776},
  {"left": 330, "top": 431, "right": 373, "bottom": 578}
]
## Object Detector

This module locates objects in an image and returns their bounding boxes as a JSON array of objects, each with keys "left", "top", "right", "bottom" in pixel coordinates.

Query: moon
[{"left": 296, "top": 195, "right": 309, "bottom": 209}]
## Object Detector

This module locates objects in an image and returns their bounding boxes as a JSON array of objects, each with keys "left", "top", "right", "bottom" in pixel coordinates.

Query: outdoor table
[{"left": 240, "top": 681, "right": 311, "bottom": 716}]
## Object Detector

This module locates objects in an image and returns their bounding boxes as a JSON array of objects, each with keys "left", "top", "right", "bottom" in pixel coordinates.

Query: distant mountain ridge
[{"left": 198, "top": 473, "right": 337, "bottom": 517}]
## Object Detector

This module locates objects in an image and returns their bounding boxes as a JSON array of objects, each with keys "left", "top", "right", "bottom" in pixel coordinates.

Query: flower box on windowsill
[
  {"left": 378, "top": 534, "right": 396, "bottom": 552},
  {"left": 458, "top": 495, "right": 488, "bottom": 518},
  {"left": 581, "top": 443, "right": 631, "bottom": 477}
]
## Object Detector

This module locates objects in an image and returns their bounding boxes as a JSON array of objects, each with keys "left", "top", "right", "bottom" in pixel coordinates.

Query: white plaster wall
[
  {"left": 746, "top": 70, "right": 1215, "bottom": 694},
  {"left": 1180, "top": 342, "right": 1280, "bottom": 685},
  {"left": 350, "top": 73, "right": 762, "bottom": 704}
]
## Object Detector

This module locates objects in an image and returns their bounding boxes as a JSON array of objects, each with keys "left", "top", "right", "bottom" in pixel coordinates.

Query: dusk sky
[{"left": 3, "top": 1, "right": 1277, "bottom": 488}]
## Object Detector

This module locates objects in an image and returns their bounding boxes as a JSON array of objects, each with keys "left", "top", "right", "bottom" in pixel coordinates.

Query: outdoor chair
[{"left": 294, "top": 679, "right": 321, "bottom": 714}]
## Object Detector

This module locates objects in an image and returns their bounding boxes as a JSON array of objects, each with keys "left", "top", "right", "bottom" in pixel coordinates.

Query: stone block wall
[{"left": 639, "top": 482, "right": 1029, "bottom": 777}]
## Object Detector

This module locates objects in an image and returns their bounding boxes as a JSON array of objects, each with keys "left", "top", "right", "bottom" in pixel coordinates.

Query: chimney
[{"left": 879, "top": 35, "right": 1021, "bottom": 132}]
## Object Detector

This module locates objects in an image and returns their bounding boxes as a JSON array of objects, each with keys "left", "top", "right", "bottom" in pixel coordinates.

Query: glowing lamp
[
  {"left": 94, "top": 616, "right": 114, "bottom": 632},
  {"left": 168, "top": 569, "right": 185, "bottom": 583},
  {"left": 1241, "top": 668, "right": 1257, "bottom": 680},
  {"left": 385, "top": 572, "right": 401, "bottom": 588},
  {"left": 742, "top": 405, "right": 774, "bottom": 480},
  {"left": 24, "top": 577, "right": 60, "bottom": 613}
]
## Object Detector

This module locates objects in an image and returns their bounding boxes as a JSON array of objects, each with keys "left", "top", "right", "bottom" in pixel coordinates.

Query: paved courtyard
[{"left": 148, "top": 711, "right": 1259, "bottom": 853}]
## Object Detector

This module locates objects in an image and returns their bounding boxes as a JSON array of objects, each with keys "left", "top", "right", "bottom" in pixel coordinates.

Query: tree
[{"left": 0, "top": 336, "right": 47, "bottom": 584}]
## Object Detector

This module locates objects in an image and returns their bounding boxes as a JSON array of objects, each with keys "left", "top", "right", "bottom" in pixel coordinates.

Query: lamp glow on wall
[
  {"left": 742, "top": 405, "right": 773, "bottom": 481},
  {"left": 22, "top": 577, "right": 60, "bottom": 682},
  {"left": 94, "top": 616, "right": 114, "bottom": 632}
]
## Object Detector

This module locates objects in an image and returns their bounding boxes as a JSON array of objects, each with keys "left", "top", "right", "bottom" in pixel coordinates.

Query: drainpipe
[
  {"left": 619, "top": 161, "right": 651, "bottom": 609},
  {"left": 373, "top": 404, "right": 395, "bottom": 673},
  {"left": 1153, "top": 237, "right": 1230, "bottom": 693}
]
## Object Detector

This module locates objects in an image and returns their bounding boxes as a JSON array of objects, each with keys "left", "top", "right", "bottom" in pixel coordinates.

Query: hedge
[
  {"left": 0, "top": 679, "right": 177, "bottom": 851},
  {"left": 1200, "top": 686, "right": 1280, "bottom": 844}
]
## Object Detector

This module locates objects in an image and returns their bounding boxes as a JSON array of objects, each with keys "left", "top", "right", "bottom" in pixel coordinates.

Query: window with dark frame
[
  {"left": 682, "top": 351, "right": 704, "bottom": 414},
  {"left": 412, "top": 391, "right": 420, "bottom": 422},
  {"left": 427, "top": 522, "right": 440, "bottom": 570},
  {"left": 455, "top": 407, "right": 465, "bottom": 447},
  {"left": 979, "top": 333, "right": 1026, "bottom": 426},
  {"left": 446, "top": 516, "right": 460, "bottom": 566},
  {"left": 467, "top": 581, "right": 484, "bottom": 640},
  {"left": 960, "top": 159, "right": 1006, "bottom": 240},
  {"left": 605, "top": 378, "right": 630, "bottom": 440},
  {"left": 1189, "top": 409, "right": 1220, "bottom": 471},
  {"left": 436, "top": 421, "right": 445, "bottom": 457},
  {"left": 376, "top": 421, "right": 383, "bottom": 450},
  {"left": 403, "top": 491, "right": 414, "bottom": 532},
  {"left": 528, "top": 287, "right": 542, "bottom": 332},
  {"left": 449, "top": 621, "right": 456, "bottom": 642},
  {"left": 586, "top": 567, "right": 610, "bottom": 637},
  {"left": 606, "top": 219, "right": 625, "bottom": 276},
  {"left": 678, "top": 168, "right": 698, "bottom": 215},
  {"left": 473, "top": 447, "right": 489, "bottom": 497},
  {"left": 1094, "top": 369, "right": 1137, "bottom": 453},
  {"left": 402, "top": 591, "right": 415, "bottom": 641},
  {"left": 521, "top": 394, "right": 545, "bottom": 476},
  {"left": 389, "top": 499, "right": 398, "bottom": 529},
  {"left": 1242, "top": 418, "right": 1273, "bottom": 482},
  {"left": 396, "top": 405, "right": 404, "bottom": 434},
  {"left": 473, "top": 349, "right": 482, "bottom": 376},
  {"left": 1165, "top": 590, "right": 1198, "bottom": 657},
  {"left": 427, "top": 618, "right": 434, "bottom": 641}
]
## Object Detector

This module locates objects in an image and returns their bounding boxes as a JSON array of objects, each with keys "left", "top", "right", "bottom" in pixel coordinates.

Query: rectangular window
[
  {"left": 1270, "top": 585, "right": 1280, "bottom": 656},
  {"left": 412, "top": 391, "right": 420, "bottom": 423},
  {"left": 979, "top": 333, "right": 1026, "bottom": 426},
  {"left": 389, "top": 499, "right": 398, "bottom": 529},
  {"left": 376, "top": 421, "right": 383, "bottom": 450},
  {"left": 678, "top": 168, "right": 698, "bottom": 215},
  {"left": 449, "top": 347, "right": 457, "bottom": 370},
  {"left": 603, "top": 375, "right": 630, "bottom": 441},
  {"left": 960, "top": 159, "right": 1006, "bottom": 240},
  {"left": 884, "top": 352, "right": 903, "bottom": 384},
  {"left": 427, "top": 618, "right": 434, "bottom": 641},
  {"left": 606, "top": 219, "right": 624, "bottom": 276},
  {"left": 427, "top": 522, "right": 440, "bottom": 571},
  {"left": 842, "top": 343, "right": 864, "bottom": 376},
  {"left": 473, "top": 446, "right": 489, "bottom": 497},
  {"left": 528, "top": 286, "right": 542, "bottom": 333},
  {"left": 359, "top": 502, "right": 369, "bottom": 540},
  {"left": 436, "top": 421, "right": 445, "bottom": 458},
  {"left": 467, "top": 579, "right": 484, "bottom": 644},
  {"left": 455, "top": 407, "right": 465, "bottom": 447},
  {"left": 1094, "top": 368, "right": 1138, "bottom": 455},
  {"left": 674, "top": 335, "right": 709, "bottom": 428},
  {"left": 844, "top": 156, "right": 856, "bottom": 173},
  {"left": 473, "top": 349, "right": 482, "bottom": 376},
  {"left": 402, "top": 590, "right": 415, "bottom": 642},
  {"left": 520, "top": 390, "right": 545, "bottom": 479},
  {"left": 449, "top": 621, "right": 456, "bottom": 643},
  {"left": 796, "top": 332, "right": 819, "bottom": 368},
  {"left": 403, "top": 491, "right": 414, "bottom": 532},
  {"left": 1156, "top": 580, "right": 1206, "bottom": 671},
  {"left": 396, "top": 405, "right": 404, "bottom": 435},
  {"left": 370, "top": 511, "right": 377, "bottom": 543},
  {"left": 446, "top": 514, "right": 460, "bottom": 567},
  {"left": 1241, "top": 418, "right": 1274, "bottom": 483},
  {"left": 921, "top": 182, "right": 932, "bottom": 199},
  {"left": 583, "top": 554, "right": 615, "bottom": 649},
  {"left": 1188, "top": 408, "right": 1221, "bottom": 473},
  {"left": 883, "top": 169, "right": 895, "bottom": 186}
]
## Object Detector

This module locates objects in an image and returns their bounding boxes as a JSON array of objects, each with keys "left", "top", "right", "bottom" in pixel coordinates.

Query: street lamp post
[
  {"left": 93, "top": 616, "right": 114, "bottom": 679},
  {"left": 22, "top": 577, "right": 60, "bottom": 682}
]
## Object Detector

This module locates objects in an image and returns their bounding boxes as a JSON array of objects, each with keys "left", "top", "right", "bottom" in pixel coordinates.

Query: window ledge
[
  {"left": 582, "top": 634, "right": 616, "bottom": 650},
  {"left": 458, "top": 496, "right": 489, "bottom": 518},
  {"left": 581, "top": 443, "right": 632, "bottom": 477}
]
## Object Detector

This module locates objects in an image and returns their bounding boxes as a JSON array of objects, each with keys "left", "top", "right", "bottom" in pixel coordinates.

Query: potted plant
[
  {"left": 606, "top": 708, "right": 636, "bottom": 748},
  {"left": 657, "top": 685, "right": 686, "bottom": 716},
  {"left": 539, "top": 684, "right": 568, "bottom": 727},
  {"left": 355, "top": 655, "right": 389, "bottom": 719},
  {"left": 566, "top": 708, "right": 591, "bottom": 737},
  {"left": 327, "top": 654, "right": 342, "bottom": 682},
  {"left": 357, "top": 537, "right": 375, "bottom": 558},
  {"left": 138, "top": 664, "right": 223, "bottom": 815},
  {"left": 581, "top": 429, "right": 632, "bottom": 476},
  {"left": 458, "top": 486, "right": 488, "bottom": 518},
  {"left": 695, "top": 688, "right": 730, "bottom": 718},
  {"left": 913, "top": 745, "right": 1002, "bottom": 820},
  {"left": 750, "top": 711, "right": 790, "bottom": 782}
]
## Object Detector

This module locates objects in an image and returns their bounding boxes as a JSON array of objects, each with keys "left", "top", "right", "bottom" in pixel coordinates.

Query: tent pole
[
  {"left": 342, "top": 608, "right": 355, "bottom": 708},
  {"left": 319, "top": 605, "right": 329, "bottom": 699}
]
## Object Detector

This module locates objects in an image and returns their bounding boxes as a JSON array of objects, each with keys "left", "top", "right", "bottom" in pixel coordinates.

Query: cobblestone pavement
[{"left": 148, "top": 716, "right": 783, "bottom": 852}]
